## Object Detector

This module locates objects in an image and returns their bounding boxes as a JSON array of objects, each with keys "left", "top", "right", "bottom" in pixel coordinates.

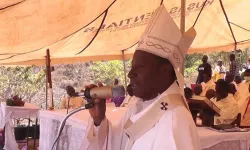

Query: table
[
  {"left": 39, "top": 104, "right": 127, "bottom": 150},
  {"left": 198, "top": 127, "right": 250, "bottom": 150},
  {"left": 39, "top": 107, "right": 250, "bottom": 150},
  {"left": 0, "top": 102, "right": 40, "bottom": 150}
]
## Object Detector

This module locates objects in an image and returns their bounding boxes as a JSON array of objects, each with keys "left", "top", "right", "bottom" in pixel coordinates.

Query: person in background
[
  {"left": 114, "top": 79, "right": 119, "bottom": 85},
  {"left": 200, "top": 68, "right": 215, "bottom": 96},
  {"left": 237, "top": 69, "right": 250, "bottom": 118},
  {"left": 229, "top": 54, "right": 239, "bottom": 77},
  {"left": 59, "top": 86, "right": 85, "bottom": 109},
  {"left": 205, "top": 89, "right": 216, "bottom": 100},
  {"left": 184, "top": 87, "right": 193, "bottom": 100},
  {"left": 211, "top": 79, "right": 238, "bottom": 124},
  {"left": 196, "top": 55, "right": 212, "bottom": 84},
  {"left": 235, "top": 75, "right": 242, "bottom": 85},
  {"left": 247, "top": 56, "right": 250, "bottom": 69},
  {"left": 193, "top": 85, "right": 202, "bottom": 96},
  {"left": 213, "top": 60, "right": 226, "bottom": 81},
  {"left": 225, "top": 72, "right": 238, "bottom": 90},
  {"left": 111, "top": 79, "right": 125, "bottom": 107},
  {"left": 120, "top": 84, "right": 135, "bottom": 107},
  {"left": 229, "top": 83, "right": 244, "bottom": 116},
  {"left": 238, "top": 69, "right": 250, "bottom": 98}
]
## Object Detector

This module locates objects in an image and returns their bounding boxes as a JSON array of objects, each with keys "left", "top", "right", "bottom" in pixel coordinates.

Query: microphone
[{"left": 76, "top": 85, "right": 125, "bottom": 99}]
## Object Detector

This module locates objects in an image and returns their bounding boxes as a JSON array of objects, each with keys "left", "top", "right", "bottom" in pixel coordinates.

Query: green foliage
[
  {"left": 184, "top": 54, "right": 203, "bottom": 77},
  {"left": 90, "top": 60, "right": 131, "bottom": 85},
  {"left": 0, "top": 66, "right": 45, "bottom": 102}
]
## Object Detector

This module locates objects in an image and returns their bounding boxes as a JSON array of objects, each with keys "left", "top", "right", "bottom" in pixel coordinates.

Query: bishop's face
[
  {"left": 128, "top": 51, "right": 159, "bottom": 100},
  {"left": 128, "top": 51, "right": 174, "bottom": 100}
]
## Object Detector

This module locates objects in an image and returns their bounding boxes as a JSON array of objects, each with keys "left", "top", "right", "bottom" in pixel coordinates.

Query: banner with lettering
[{"left": 0, "top": 0, "right": 249, "bottom": 65}]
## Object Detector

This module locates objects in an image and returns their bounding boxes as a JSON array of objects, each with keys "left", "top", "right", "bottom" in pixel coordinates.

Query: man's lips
[{"left": 130, "top": 81, "right": 137, "bottom": 89}]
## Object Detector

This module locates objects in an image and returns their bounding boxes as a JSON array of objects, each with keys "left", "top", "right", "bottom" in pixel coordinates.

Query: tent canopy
[{"left": 0, "top": 0, "right": 250, "bottom": 65}]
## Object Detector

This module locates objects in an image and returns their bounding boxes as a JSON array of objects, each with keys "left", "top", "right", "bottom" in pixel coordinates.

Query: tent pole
[
  {"left": 180, "top": 0, "right": 186, "bottom": 75},
  {"left": 46, "top": 49, "right": 54, "bottom": 110},
  {"left": 45, "top": 59, "right": 48, "bottom": 110},
  {"left": 180, "top": 0, "right": 186, "bottom": 34},
  {"left": 122, "top": 50, "right": 127, "bottom": 95}
]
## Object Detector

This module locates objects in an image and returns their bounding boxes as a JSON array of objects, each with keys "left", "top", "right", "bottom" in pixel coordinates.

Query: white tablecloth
[
  {"left": 39, "top": 105, "right": 127, "bottom": 150},
  {"left": 0, "top": 102, "right": 40, "bottom": 150},
  {"left": 198, "top": 127, "right": 250, "bottom": 150},
  {"left": 39, "top": 107, "right": 250, "bottom": 150}
]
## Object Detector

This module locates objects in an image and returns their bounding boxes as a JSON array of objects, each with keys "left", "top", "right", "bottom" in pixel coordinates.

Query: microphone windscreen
[{"left": 112, "top": 85, "right": 125, "bottom": 98}]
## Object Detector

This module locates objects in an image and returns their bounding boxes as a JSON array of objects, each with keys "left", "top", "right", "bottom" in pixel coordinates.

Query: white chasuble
[{"left": 80, "top": 82, "right": 200, "bottom": 150}]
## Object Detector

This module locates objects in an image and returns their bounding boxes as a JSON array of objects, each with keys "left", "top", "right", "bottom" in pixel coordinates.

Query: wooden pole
[
  {"left": 180, "top": 0, "right": 186, "bottom": 75},
  {"left": 45, "top": 66, "right": 48, "bottom": 110},
  {"left": 122, "top": 50, "right": 127, "bottom": 95},
  {"left": 180, "top": 0, "right": 186, "bottom": 34},
  {"left": 46, "top": 49, "right": 54, "bottom": 110}
]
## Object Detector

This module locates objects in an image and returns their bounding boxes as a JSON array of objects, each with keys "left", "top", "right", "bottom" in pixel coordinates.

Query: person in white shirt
[
  {"left": 200, "top": 68, "right": 215, "bottom": 96},
  {"left": 211, "top": 80, "right": 238, "bottom": 124},
  {"left": 81, "top": 5, "right": 200, "bottom": 150}
]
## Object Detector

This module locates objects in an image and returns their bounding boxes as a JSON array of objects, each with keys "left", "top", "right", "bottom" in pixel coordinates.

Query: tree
[
  {"left": 0, "top": 66, "right": 45, "bottom": 102},
  {"left": 90, "top": 60, "right": 131, "bottom": 85},
  {"left": 33, "top": 63, "right": 94, "bottom": 109}
]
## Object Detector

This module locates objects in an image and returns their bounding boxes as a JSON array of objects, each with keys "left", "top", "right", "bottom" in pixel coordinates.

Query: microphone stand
[{"left": 51, "top": 103, "right": 94, "bottom": 150}]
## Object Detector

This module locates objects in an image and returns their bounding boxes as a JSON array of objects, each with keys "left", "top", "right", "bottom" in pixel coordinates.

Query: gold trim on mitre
[{"left": 136, "top": 5, "right": 196, "bottom": 71}]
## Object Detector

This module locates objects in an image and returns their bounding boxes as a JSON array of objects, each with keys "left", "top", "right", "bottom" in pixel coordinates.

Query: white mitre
[{"left": 136, "top": 5, "right": 196, "bottom": 96}]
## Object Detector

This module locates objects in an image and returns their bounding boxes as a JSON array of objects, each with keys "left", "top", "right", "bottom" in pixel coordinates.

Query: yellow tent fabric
[{"left": 0, "top": 0, "right": 250, "bottom": 65}]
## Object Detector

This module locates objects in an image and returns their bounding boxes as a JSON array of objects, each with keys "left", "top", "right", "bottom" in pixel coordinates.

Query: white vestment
[
  {"left": 81, "top": 82, "right": 200, "bottom": 150},
  {"left": 200, "top": 80, "right": 215, "bottom": 96},
  {"left": 211, "top": 94, "right": 238, "bottom": 124},
  {"left": 120, "top": 96, "right": 136, "bottom": 107}
]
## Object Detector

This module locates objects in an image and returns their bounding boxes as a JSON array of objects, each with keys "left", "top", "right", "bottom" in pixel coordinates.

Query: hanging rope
[
  {"left": 219, "top": 0, "right": 237, "bottom": 50},
  {"left": 0, "top": 0, "right": 116, "bottom": 60},
  {"left": 238, "top": 38, "right": 250, "bottom": 43},
  {"left": 76, "top": 9, "right": 109, "bottom": 54},
  {"left": 230, "top": 22, "right": 250, "bottom": 33},
  {"left": 193, "top": 0, "right": 208, "bottom": 27},
  {"left": 0, "top": 0, "right": 26, "bottom": 11},
  {"left": 160, "top": 0, "right": 164, "bottom": 5}
]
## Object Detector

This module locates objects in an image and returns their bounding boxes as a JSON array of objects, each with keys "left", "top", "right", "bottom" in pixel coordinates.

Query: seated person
[
  {"left": 59, "top": 86, "right": 85, "bottom": 109},
  {"left": 110, "top": 79, "right": 126, "bottom": 107},
  {"left": 184, "top": 87, "right": 193, "bottom": 100},
  {"left": 111, "top": 96, "right": 125, "bottom": 107},
  {"left": 120, "top": 84, "right": 136, "bottom": 107},
  {"left": 228, "top": 84, "right": 242, "bottom": 101},
  {"left": 237, "top": 69, "right": 250, "bottom": 117},
  {"left": 238, "top": 69, "right": 250, "bottom": 99},
  {"left": 229, "top": 83, "right": 245, "bottom": 117},
  {"left": 225, "top": 72, "right": 238, "bottom": 90},
  {"left": 200, "top": 69, "right": 215, "bottom": 96},
  {"left": 193, "top": 85, "right": 202, "bottom": 96},
  {"left": 205, "top": 89, "right": 215, "bottom": 100},
  {"left": 235, "top": 75, "right": 242, "bottom": 85},
  {"left": 211, "top": 79, "right": 238, "bottom": 124}
]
